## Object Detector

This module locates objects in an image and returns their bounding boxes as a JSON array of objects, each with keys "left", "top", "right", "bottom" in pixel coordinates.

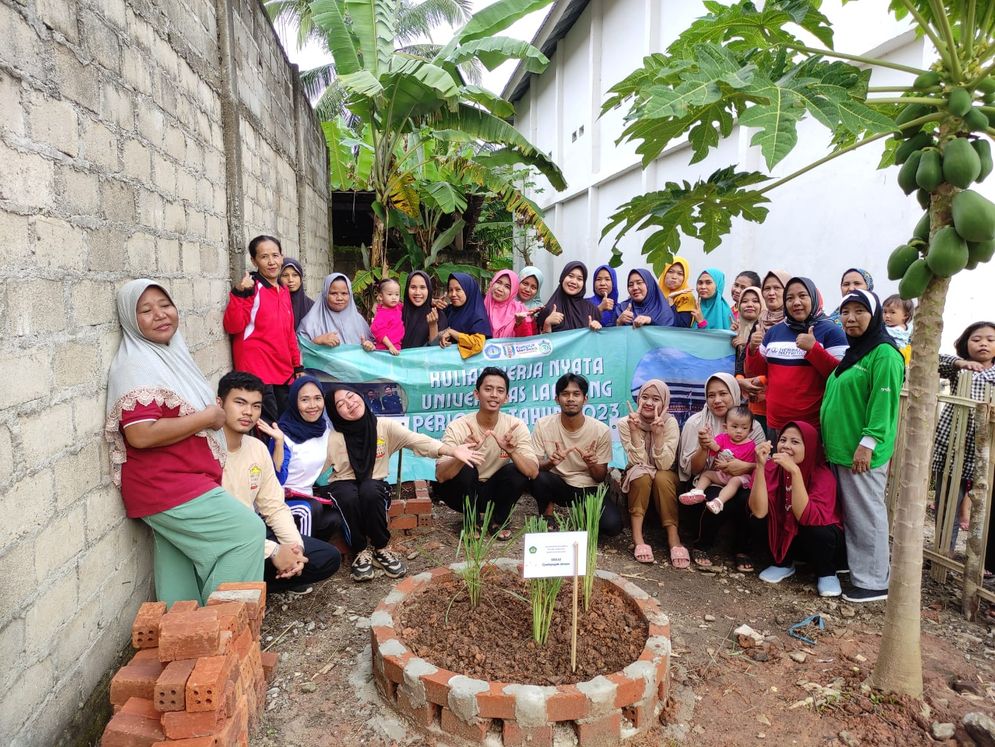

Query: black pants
[
  {"left": 287, "top": 495, "right": 342, "bottom": 542},
  {"left": 325, "top": 479, "right": 391, "bottom": 553},
  {"left": 529, "top": 472, "right": 623, "bottom": 538},
  {"left": 695, "top": 485, "right": 753, "bottom": 556},
  {"left": 263, "top": 533, "right": 341, "bottom": 592},
  {"left": 433, "top": 463, "right": 530, "bottom": 525},
  {"left": 261, "top": 384, "right": 291, "bottom": 426}
]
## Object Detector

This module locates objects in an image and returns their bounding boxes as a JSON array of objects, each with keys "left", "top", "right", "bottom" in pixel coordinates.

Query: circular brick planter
[{"left": 369, "top": 558, "right": 671, "bottom": 746}]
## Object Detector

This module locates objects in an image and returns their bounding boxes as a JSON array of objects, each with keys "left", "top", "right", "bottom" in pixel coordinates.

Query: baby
[
  {"left": 680, "top": 406, "right": 758, "bottom": 514},
  {"left": 370, "top": 277, "right": 404, "bottom": 355},
  {"left": 883, "top": 294, "right": 914, "bottom": 364}
]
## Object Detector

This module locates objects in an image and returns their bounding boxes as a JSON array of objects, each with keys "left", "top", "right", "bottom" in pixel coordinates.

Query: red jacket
[{"left": 223, "top": 274, "right": 301, "bottom": 385}]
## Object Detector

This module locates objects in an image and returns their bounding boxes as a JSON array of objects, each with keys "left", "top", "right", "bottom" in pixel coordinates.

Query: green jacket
[{"left": 820, "top": 344, "right": 905, "bottom": 468}]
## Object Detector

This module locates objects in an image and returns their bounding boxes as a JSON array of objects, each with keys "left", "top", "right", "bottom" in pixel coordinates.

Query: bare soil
[{"left": 253, "top": 493, "right": 995, "bottom": 746}]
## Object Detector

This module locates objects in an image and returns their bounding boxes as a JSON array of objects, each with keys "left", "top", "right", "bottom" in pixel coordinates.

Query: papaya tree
[{"left": 601, "top": 0, "right": 995, "bottom": 697}]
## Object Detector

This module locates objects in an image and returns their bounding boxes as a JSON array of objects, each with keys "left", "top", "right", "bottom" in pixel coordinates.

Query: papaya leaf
[{"left": 737, "top": 84, "right": 805, "bottom": 168}]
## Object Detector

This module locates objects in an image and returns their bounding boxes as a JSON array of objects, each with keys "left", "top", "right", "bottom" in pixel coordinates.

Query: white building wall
[{"left": 514, "top": 0, "right": 995, "bottom": 348}]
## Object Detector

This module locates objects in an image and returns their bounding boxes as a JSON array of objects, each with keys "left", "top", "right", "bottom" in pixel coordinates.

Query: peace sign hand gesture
[
  {"left": 549, "top": 441, "right": 568, "bottom": 467},
  {"left": 579, "top": 440, "right": 599, "bottom": 468}
]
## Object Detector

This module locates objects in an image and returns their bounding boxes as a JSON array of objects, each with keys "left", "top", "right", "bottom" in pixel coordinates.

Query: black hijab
[
  {"left": 277, "top": 375, "right": 328, "bottom": 443},
  {"left": 401, "top": 271, "right": 447, "bottom": 347},
  {"left": 282, "top": 258, "right": 314, "bottom": 330},
  {"left": 326, "top": 383, "right": 377, "bottom": 481},
  {"left": 535, "top": 261, "right": 600, "bottom": 332},
  {"left": 834, "top": 290, "right": 901, "bottom": 377},
  {"left": 783, "top": 276, "right": 828, "bottom": 334}
]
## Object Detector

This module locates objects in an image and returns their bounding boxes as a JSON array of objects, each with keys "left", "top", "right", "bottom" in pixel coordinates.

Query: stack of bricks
[
  {"left": 100, "top": 582, "right": 279, "bottom": 747},
  {"left": 387, "top": 479, "right": 433, "bottom": 532}
]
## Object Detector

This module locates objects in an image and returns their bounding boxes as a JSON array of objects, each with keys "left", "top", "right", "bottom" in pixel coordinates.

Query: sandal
[
  {"left": 493, "top": 527, "right": 513, "bottom": 542},
  {"left": 670, "top": 545, "right": 691, "bottom": 570},
  {"left": 734, "top": 553, "right": 755, "bottom": 573},
  {"left": 634, "top": 543, "right": 655, "bottom": 564},
  {"left": 691, "top": 548, "right": 713, "bottom": 569}
]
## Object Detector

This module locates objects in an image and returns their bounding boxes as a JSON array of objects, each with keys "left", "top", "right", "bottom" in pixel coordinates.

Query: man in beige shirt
[
  {"left": 531, "top": 373, "right": 622, "bottom": 538},
  {"left": 218, "top": 372, "right": 340, "bottom": 593},
  {"left": 434, "top": 367, "right": 539, "bottom": 538}
]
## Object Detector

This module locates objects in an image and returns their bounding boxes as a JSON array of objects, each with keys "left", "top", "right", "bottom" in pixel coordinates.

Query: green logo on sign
[{"left": 528, "top": 546, "right": 537, "bottom": 554}]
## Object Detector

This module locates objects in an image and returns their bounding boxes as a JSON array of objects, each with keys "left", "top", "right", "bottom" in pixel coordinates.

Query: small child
[
  {"left": 883, "top": 294, "right": 914, "bottom": 364},
  {"left": 370, "top": 278, "right": 404, "bottom": 355},
  {"left": 679, "top": 406, "right": 758, "bottom": 514}
]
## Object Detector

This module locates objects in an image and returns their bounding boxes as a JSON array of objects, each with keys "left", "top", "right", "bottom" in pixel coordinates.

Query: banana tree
[
  {"left": 309, "top": 0, "right": 565, "bottom": 271},
  {"left": 602, "top": 0, "right": 995, "bottom": 697}
]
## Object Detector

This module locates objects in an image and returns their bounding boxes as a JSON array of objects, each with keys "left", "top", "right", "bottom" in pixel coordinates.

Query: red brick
[
  {"left": 151, "top": 739, "right": 216, "bottom": 747},
  {"left": 575, "top": 713, "right": 621, "bottom": 746},
  {"left": 622, "top": 702, "right": 653, "bottom": 729},
  {"left": 100, "top": 711, "right": 164, "bottom": 747},
  {"left": 214, "top": 582, "right": 266, "bottom": 614},
  {"left": 416, "top": 513, "right": 433, "bottom": 528},
  {"left": 370, "top": 626, "right": 395, "bottom": 648},
  {"left": 545, "top": 685, "right": 589, "bottom": 721},
  {"left": 110, "top": 659, "right": 165, "bottom": 706},
  {"left": 216, "top": 630, "right": 232, "bottom": 655},
  {"left": 232, "top": 628, "right": 253, "bottom": 660},
  {"left": 404, "top": 498, "right": 432, "bottom": 514},
  {"left": 395, "top": 685, "right": 436, "bottom": 728},
  {"left": 186, "top": 655, "right": 234, "bottom": 712},
  {"left": 161, "top": 709, "right": 225, "bottom": 740},
  {"left": 372, "top": 665, "right": 397, "bottom": 702},
  {"left": 132, "top": 602, "right": 167, "bottom": 649},
  {"left": 413, "top": 480, "right": 430, "bottom": 498},
  {"left": 119, "top": 697, "right": 160, "bottom": 720},
  {"left": 158, "top": 609, "right": 221, "bottom": 662},
  {"left": 212, "top": 716, "right": 240, "bottom": 747},
  {"left": 154, "top": 659, "right": 195, "bottom": 712},
  {"left": 131, "top": 648, "right": 160, "bottom": 663},
  {"left": 388, "top": 514, "right": 417, "bottom": 530},
  {"left": 647, "top": 623, "right": 669, "bottom": 638},
  {"left": 439, "top": 707, "right": 491, "bottom": 743},
  {"left": 609, "top": 673, "right": 645, "bottom": 707},
  {"left": 381, "top": 652, "right": 410, "bottom": 685},
  {"left": 388, "top": 500, "right": 405, "bottom": 517},
  {"left": 207, "top": 602, "right": 249, "bottom": 635},
  {"left": 170, "top": 601, "right": 199, "bottom": 614},
  {"left": 260, "top": 651, "right": 278, "bottom": 682},
  {"left": 503, "top": 721, "right": 554, "bottom": 747},
  {"left": 475, "top": 682, "right": 516, "bottom": 719}
]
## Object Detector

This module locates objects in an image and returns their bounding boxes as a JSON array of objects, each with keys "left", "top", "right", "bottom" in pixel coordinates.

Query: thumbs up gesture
[
  {"left": 796, "top": 325, "right": 817, "bottom": 352},
  {"left": 598, "top": 292, "right": 614, "bottom": 312},
  {"left": 587, "top": 315, "right": 602, "bottom": 331},
  {"left": 544, "top": 304, "right": 564, "bottom": 331},
  {"left": 236, "top": 271, "right": 254, "bottom": 292}
]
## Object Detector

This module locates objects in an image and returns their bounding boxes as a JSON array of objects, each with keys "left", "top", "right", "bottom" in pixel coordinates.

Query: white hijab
[
  {"left": 297, "top": 272, "right": 372, "bottom": 345},
  {"left": 104, "top": 279, "right": 225, "bottom": 486}
]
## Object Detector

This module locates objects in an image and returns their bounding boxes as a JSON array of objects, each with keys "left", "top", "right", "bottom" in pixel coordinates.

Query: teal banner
[{"left": 300, "top": 326, "right": 735, "bottom": 483}]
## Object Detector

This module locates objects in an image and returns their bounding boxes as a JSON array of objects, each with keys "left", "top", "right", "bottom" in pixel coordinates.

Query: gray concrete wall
[{"left": 0, "top": 0, "right": 329, "bottom": 743}]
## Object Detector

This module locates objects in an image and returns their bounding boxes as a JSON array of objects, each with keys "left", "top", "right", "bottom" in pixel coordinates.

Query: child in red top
[
  {"left": 679, "top": 406, "right": 758, "bottom": 514},
  {"left": 370, "top": 278, "right": 404, "bottom": 355}
]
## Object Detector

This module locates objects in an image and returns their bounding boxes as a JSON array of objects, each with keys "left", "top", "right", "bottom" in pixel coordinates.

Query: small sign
[{"left": 522, "top": 531, "right": 588, "bottom": 578}]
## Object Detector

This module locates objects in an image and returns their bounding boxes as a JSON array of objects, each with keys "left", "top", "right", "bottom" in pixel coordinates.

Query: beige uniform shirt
[
  {"left": 617, "top": 415, "right": 679, "bottom": 471},
  {"left": 532, "top": 414, "right": 612, "bottom": 489},
  {"left": 222, "top": 435, "right": 303, "bottom": 557},
  {"left": 440, "top": 412, "right": 538, "bottom": 481},
  {"left": 327, "top": 418, "right": 442, "bottom": 481}
]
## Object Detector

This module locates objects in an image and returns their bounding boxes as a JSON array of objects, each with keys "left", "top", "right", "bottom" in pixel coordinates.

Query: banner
[{"left": 301, "top": 326, "right": 735, "bottom": 482}]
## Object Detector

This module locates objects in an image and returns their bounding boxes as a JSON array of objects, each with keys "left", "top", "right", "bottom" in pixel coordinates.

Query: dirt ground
[{"left": 253, "top": 497, "right": 995, "bottom": 747}]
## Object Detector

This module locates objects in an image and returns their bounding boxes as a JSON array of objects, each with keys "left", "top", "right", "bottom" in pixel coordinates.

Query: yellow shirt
[
  {"left": 441, "top": 412, "right": 538, "bottom": 481},
  {"left": 532, "top": 414, "right": 612, "bottom": 489},
  {"left": 327, "top": 418, "right": 442, "bottom": 481}
]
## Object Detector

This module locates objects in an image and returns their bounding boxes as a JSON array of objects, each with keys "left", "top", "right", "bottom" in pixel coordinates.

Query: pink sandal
[
  {"left": 679, "top": 489, "right": 706, "bottom": 506},
  {"left": 634, "top": 543, "right": 655, "bottom": 564},
  {"left": 670, "top": 545, "right": 691, "bottom": 570}
]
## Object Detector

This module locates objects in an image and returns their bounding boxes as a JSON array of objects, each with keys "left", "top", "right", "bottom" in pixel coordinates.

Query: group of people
[{"left": 104, "top": 233, "right": 994, "bottom": 613}]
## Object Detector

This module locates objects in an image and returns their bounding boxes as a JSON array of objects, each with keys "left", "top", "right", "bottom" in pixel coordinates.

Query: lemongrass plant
[
  {"left": 454, "top": 497, "right": 509, "bottom": 609},
  {"left": 567, "top": 484, "right": 606, "bottom": 611},
  {"left": 523, "top": 515, "right": 564, "bottom": 645}
]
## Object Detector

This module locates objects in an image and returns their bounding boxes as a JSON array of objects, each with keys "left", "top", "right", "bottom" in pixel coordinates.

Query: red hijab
[{"left": 765, "top": 421, "right": 842, "bottom": 564}]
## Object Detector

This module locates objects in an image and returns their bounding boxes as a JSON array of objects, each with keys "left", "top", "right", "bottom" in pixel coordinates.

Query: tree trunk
[
  {"left": 963, "top": 401, "right": 991, "bottom": 620},
  {"left": 371, "top": 212, "right": 388, "bottom": 273},
  {"left": 871, "top": 274, "right": 949, "bottom": 696}
]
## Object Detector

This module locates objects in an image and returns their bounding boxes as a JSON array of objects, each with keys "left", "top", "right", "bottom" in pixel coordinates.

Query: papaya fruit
[
  {"left": 949, "top": 88, "right": 973, "bottom": 117},
  {"left": 967, "top": 259, "right": 980, "bottom": 270},
  {"left": 926, "top": 226, "right": 969, "bottom": 277},
  {"left": 978, "top": 77, "right": 995, "bottom": 97},
  {"left": 917, "top": 188, "right": 931, "bottom": 209},
  {"left": 916, "top": 149, "right": 943, "bottom": 191},
  {"left": 968, "top": 238, "right": 995, "bottom": 263},
  {"left": 895, "top": 132, "right": 932, "bottom": 164},
  {"left": 965, "top": 108, "right": 990, "bottom": 132},
  {"left": 899, "top": 258, "right": 933, "bottom": 299},
  {"left": 972, "top": 139, "right": 993, "bottom": 182},
  {"left": 914, "top": 71, "right": 942, "bottom": 90},
  {"left": 896, "top": 104, "right": 930, "bottom": 136},
  {"left": 951, "top": 189, "right": 995, "bottom": 241},
  {"left": 943, "top": 137, "right": 982, "bottom": 188},
  {"left": 913, "top": 211, "right": 931, "bottom": 242},
  {"left": 887, "top": 243, "right": 921, "bottom": 280},
  {"left": 898, "top": 150, "right": 923, "bottom": 194}
]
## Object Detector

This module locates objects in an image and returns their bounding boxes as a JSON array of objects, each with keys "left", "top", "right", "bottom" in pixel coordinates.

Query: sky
[{"left": 273, "top": 0, "right": 549, "bottom": 97}]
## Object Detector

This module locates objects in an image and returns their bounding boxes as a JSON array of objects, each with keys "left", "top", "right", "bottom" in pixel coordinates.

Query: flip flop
[
  {"left": 691, "top": 548, "right": 713, "bottom": 569},
  {"left": 735, "top": 553, "right": 755, "bottom": 573},
  {"left": 493, "top": 528, "right": 513, "bottom": 542},
  {"left": 670, "top": 545, "right": 691, "bottom": 570},
  {"left": 634, "top": 543, "right": 654, "bottom": 564}
]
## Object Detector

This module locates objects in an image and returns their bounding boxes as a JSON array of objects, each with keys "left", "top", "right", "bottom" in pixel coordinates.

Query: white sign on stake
[{"left": 522, "top": 531, "right": 588, "bottom": 578}]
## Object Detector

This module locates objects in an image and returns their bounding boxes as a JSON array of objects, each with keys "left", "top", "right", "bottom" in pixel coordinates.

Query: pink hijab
[{"left": 484, "top": 270, "right": 527, "bottom": 338}]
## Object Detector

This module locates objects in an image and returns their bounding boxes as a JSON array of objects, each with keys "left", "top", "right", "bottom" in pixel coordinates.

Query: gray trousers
[{"left": 833, "top": 463, "right": 891, "bottom": 590}]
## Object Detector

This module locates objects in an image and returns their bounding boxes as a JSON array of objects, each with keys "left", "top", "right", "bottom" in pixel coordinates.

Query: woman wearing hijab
[
  {"left": 694, "top": 268, "right": 734, "bottom": 330},
  {"left": 324, "top": 385, "right": 482, "bottom": 581},
  {"left": 106, "top": 280, "right": 264, "bottom": 605},
  {"left": 298, "top": 273, "right": 375, "bottom": 349},
  {"left": 439, "top": 272, "right": 492, "bottom": 358},
  {"left": 658, "top": 257, "right": 697, "bottom": 327},
  {"left": 749, "top": 421, "right": 845, "bottom": 597},
  {"left": 745, "top": 276, "right": 848, "bottom": 437},
  {"left": 401, "top": 271, "right": 446, "bottom": 348},
  {"left": 517, "top": 266, "right": 545, "bottom": 309},
  {"left": 279, "top": 257, "right": 314, "bottom": 330},
  {"left": 733, "top": 286, "right": 768, "bottom": 431},
  {"left": 617, "top": 268, "right": 676, "bottom": 327},
  {"left": 535, "top": 261, "right": 603, "bottom": 333},
  {"left": 677, "top": 373, "right": 767, "bottom": 570},
  {"left": 589, "top": 264, "right": 620, "bottom": 327},
  {"left": 827, "top": 268, "right": 874, "bottom": 326},
  {"left": 484, "top": 269, "right": 530, "bottom": 338},
  {"left": 821, "top": 290, "right": 904, "bottom": 603},
  {"left": 618, "top": 380, "right": 685, "bottom": 567}
]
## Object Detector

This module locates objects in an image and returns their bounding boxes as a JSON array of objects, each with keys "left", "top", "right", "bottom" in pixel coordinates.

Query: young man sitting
[
  {"left": 218, "top": 371, "right": 340, "bottom": 593},
  {"left": 530, "top": 373, "right": 622, "bottom": 538},
  {"left": 433, "top": 367, "right": 539, "bottom": 539}
]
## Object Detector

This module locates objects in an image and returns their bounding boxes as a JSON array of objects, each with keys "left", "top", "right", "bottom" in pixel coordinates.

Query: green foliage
[
  {"left": 454, "top": 497, "right": 510, "bottom": 609},
  {"left": 523, "top": 515, "right": 565, "bottom": 646},
  {"left": 566, "top": 485, "right": 606, "bottom": 612}
]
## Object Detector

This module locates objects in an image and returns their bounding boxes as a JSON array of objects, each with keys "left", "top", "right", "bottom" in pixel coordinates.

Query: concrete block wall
[{"left": 0, "top": 1, "right": 329, "bottom": 743}]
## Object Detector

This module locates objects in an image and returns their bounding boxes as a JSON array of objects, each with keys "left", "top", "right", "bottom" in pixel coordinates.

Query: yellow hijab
[{"left": 658, "top": 257, "right": 696, "bottom": 313}]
